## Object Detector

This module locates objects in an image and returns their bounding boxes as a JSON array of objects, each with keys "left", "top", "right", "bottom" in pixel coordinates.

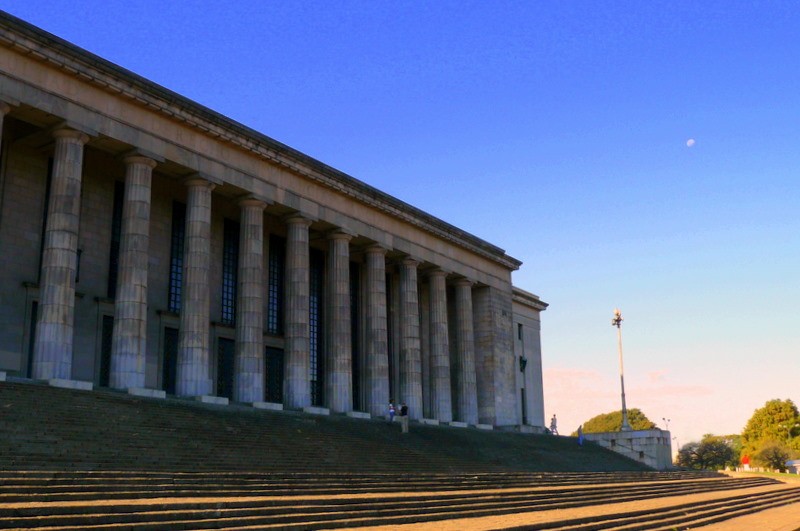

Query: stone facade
[
  {"left": 0, "top": 12, "right": 546, "bottom": 427},
  {"left": 584, "top": 430, "right": 674, "bottom": 471}
]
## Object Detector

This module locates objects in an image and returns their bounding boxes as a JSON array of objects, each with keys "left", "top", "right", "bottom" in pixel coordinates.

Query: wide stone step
[{"left": 0, "top": 479, "right": 788, "bottom": 529}]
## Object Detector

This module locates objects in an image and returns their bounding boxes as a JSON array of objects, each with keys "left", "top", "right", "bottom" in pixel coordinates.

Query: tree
[
  {"left": 754, "top": 442, "right": 791, "bottom": 472},
  {"left": 741, "top": 399, "right": 800, "bottom": 458},
  {"left": 676, "top": 434, "right": 736, "bottom": 470},
  {"left": 576, "top": 408, "right": 656, "bottom": 435}
]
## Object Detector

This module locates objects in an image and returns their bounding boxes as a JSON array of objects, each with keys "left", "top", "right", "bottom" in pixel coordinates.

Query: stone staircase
[{"left": 1, "top": 380, "right": 799, "bottom": 530}]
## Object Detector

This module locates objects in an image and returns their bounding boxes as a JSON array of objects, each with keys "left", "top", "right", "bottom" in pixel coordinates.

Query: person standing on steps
[
  {"left": 550, "top": 414, "right": 558, "bottom": 435},
  {"left": 388, "top": 399, "right": 396, "bottom": 422},
  {"left": 399, "top": 402, "right": 409, "bottom": 434},
  {"left": 577, "top": 424, "right": 584, "bottom": 446}
]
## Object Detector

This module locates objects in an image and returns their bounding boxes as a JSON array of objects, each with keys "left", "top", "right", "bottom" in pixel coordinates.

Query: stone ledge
[
  {"left": 252, "top": 401, "right": 283, "bottom": 411},
  {"left": 0, "top": 371, "right": 6, "bottom": 382},
  {"left": 194, "top": 395, "right": 229, "bottom": 405},
  {"left": 447, "top": 421, "right": 468, "bottom": 428},
  {"left": 127, "top": 387, "right": 166, "bottom": 399},
  {"left": 346, "top": 411, "right": 370, "bottom": 419},
  {"left": 303, "top": 406, "right": 330, "bottom": 416},
  {"left": 48, "top": 378, "right": 92, "bottom": 391},
  {"left": 419, "top": 418, "right": 439, "bottom": 426},
  {"left": 476, "top": 423, "right": 494, "bottom": 430}
]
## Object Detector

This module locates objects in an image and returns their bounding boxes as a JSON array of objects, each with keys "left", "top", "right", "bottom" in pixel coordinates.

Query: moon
[{"left": 686, "top": 138, "right": 696, "bottom": 147}]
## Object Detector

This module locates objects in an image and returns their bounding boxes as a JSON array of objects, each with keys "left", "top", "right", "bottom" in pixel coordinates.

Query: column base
[
  {"left": 252, "top": 401, "right": 284, "bottom": 411},
  {"left": 194, "top": 395, "right": 229, "bottom": 405},
  {"left": 346, "top": 411, "right": 371, "bottom": 419},
  {"left": 127, "top": 387, "right": 167, "bottom": 399},
  {"left": 419, "top": 418, "right": 440, "bottom": 426},
  {"left": 476, "top": 423, "right": 494, "bottom": 430},
  {"left": 303, "top": 406, "right": 330, "bottom": 416},
  {"left": 447, "top": 421, "right": 468, "bottom": 428},
  {"left": 48, "top": 379, "right": 93, "bottom": 391}
]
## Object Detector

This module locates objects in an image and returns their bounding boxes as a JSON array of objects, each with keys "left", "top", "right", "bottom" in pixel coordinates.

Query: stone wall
[{"left": 584, "top": 430, "right": 673, "bottom": 471}]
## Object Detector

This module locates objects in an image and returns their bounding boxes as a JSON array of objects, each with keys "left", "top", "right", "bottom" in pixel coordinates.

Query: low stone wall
[{"left": 584, "top": 429, "right": 673, "bottom": 470}]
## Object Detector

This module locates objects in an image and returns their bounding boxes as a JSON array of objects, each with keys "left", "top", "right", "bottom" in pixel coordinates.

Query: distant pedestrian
[
  {"left": 399, "top": 402, "right": 409, "bottom": 433},
  {"left": 577, "top": 425, "right": 584, "bottom": 446},
  {"left": 550, "top": 414, "right": 558, "bottom": 435},
  {"left": 388, "top": 399, "right": 396, "bottom": 422}
]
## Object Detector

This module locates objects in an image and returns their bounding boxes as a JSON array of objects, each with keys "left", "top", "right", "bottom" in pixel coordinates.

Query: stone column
[
  {"left": 428, "top": 269, "right": 452, "bottom": 422},
  {"left": 419, "top": 281, "right": 431, "bottom": 418},
  {"left": 364, "top": 245, "right": 389, "bottom": 417},
  {"left": 399, "top": 258, "right": 422, "bottom": 420},
  {"left": 453, "top": 278, "right": 479, "bottom": 424},
  {"left": 0, "top": 102, "right": 10, "bottom": 145},
  {"left": 33, "top": 128, "right": 89, "bottom": 380},
  {"left": 176, "top": 177, "right": 215, "bottom": 397},
  {"left": 109, "top": 155, "right": 157, "bottom": 390},
  {"left": 233, "top": 197, "right": 267, "bottom": 403},
  {"left": 325, "top": 231, "right": 353, "bottom": 413},
  {"left": 283, "top": 214, "right": 312, "bottom": 409}
]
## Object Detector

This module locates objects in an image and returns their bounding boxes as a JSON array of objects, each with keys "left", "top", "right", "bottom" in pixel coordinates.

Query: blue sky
[{"left": 3, "top": 1, "right": 798, "bottom": 448}]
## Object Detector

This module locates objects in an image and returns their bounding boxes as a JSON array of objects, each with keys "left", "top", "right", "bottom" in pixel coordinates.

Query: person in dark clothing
[{"left": 399, "top": 402, "right": 409, "bottom": 433}]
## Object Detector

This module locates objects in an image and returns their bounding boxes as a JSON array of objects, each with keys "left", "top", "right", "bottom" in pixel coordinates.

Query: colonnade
[{"left": 25, "top": 124, "right": 483, "bottom": 424}]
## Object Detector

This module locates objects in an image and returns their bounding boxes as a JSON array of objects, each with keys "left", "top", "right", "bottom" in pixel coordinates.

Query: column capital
[
  {"left": 365, "top": 244, "right": 388, "bottom": 256},
  {"left": 52, "top": 127, "right": 89, "bottom": 145},
  {"left": 237, "top": 195, "right": 268, "bottom": 210},
  {"left": 427, "top": 268, "right": 449, "bottom": 279},
  {"left": 122, "top": 154, "right": 158, "bottom": 169},
  {"left": 0, "top": 101, "right": 10, "bottom": 115},
  {"left": 453, "top": 277, "right": 474, "bottom": 288},
  {"left": 183, "top": 175, "right": 216, "bottom": 192},
  {"left": 399, "top": 256, "right": 421, "bottom": 268},
  {"left": 283, "top": 213, "right": 313, "bottom": 227},
  {"left": 327, "top": 229, "right": 354, "bottom": 242}
]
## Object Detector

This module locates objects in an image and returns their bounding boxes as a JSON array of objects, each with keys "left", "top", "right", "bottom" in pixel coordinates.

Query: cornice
[
  {"left": 0, "top": 10, "right": 523, "bottom": 271},
  {"left": 512, "top": 286, "right": 548, "bottom": 312}
]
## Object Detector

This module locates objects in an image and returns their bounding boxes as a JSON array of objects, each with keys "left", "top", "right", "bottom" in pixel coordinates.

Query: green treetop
[{"left": 574, "top": 408, "right": 657, "bottom": 435}]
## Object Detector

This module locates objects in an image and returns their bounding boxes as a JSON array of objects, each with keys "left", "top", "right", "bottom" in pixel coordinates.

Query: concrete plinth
[
  {"left": 419, "top": 418, "right": 440, "bottom": 426},
  {"left": 194, "top": 395, "right": 229, "bottom": 405},
  {"left": 48, "top": 378, "right": 92, "bottom": 391},
  {"left": 127, "top": 387, "right": 166, "bottom": 399},
  {"left": 346, "top": 411, "right": 371, "bottom": 419},
  {"left": 252, "top": 401, "right": 283, "bottom": 411},
  {"left": 303, "top": 406, "right": 330, "bottom": 416},
  {"left": 447, "top": 421, "right": 468, "bottom": 428},
  {"left": 476, "top": 423, "right": 494, "bottom": 430}
]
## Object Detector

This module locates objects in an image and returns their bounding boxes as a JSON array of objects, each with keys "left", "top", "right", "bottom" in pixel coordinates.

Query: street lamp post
[
  {"left": 662, "top": 418, "right": 671, "bottom": 431},
  {"left": 612, "top": 308, "right": 632, "bottom": 431}
]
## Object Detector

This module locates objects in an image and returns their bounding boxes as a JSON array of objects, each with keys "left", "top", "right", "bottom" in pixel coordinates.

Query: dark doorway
[
  {"left": 264, "top": 347, "right": 284, "bottom": 403},
  {"left": 26, "top": 301, "right": 38, "bottom": 378},
  {"left": 217, "top": 338, "right": 235, "bottom": 399},
  {"left": 99, "top": 315, "right": 113, "bottom": 387},
  {"left": 162, "top": 327, "right": 178, "bottom": 394},
  {"left": 521, "top": 388, "right": 528, "bottom": 425}
]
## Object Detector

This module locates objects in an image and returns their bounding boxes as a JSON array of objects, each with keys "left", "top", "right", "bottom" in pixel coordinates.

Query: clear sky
[{"left": 3, "top": 1, "right": 798, "bottom": 449}]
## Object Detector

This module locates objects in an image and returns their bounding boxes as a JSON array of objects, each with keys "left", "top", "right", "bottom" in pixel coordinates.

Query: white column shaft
[
  {"left": 365, "top": 246, "right": 388, "bottom": 417},
  {"left": 429, "top": 270, "right": 452, "bottom": 422},
  {"left": 33, "top": 128, "right": 89, "bottom": 380},
  {"left": 110, "top": 155, "right": 156, "bottom": 389},
  {"left": 283, "top": 215, "right": 311, "bottom": 409},
  {"left": 453, "top": 279, "right": 478, "bottom": 424},
  {"left": 176, "top": 178, "right": 215, "bottom": 396},
  {"left": 234, "top": 198, "right": 266, "bottom": 403},
  {"left": 399, "top": 258, "right": 422, "bottom": 420},
  {"left": 325, "top": 232, "right": 353, "bottom": 413}
]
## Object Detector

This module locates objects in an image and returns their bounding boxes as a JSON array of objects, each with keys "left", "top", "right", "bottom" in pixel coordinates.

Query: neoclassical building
[{"left": 0, "top": 12, "right": 547, "bottom": 428}]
